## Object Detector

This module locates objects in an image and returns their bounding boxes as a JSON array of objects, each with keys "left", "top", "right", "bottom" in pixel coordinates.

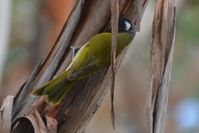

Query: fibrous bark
[
  {"left": 0, "top": 0, "right": 149, "bottom": 132},
  {"left": 147, "top": 0, "right": 176, "bottom": 132}
]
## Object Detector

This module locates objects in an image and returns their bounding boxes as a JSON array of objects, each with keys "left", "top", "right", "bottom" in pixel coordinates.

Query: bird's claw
[{"left": 70, "top": 46, "right": 80, "bottom": 58}]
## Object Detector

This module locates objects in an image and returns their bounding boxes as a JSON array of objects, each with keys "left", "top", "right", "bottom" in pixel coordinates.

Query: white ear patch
[{"left": 124, "top": 21, "right": 131, "bottom": 30}]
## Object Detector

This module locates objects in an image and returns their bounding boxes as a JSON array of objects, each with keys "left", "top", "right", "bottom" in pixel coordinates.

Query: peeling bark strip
[
  {"left": 110, "top": 0, "right": 119, "bottom": 129},
  {"left": 0, "top": 96, "right": 14, "bottom": 133},
  {"left": 11, "top": 0, "right": 149, "bottom": 133},
  {"left": 148, "top": 0, "right": 176, "bottom": 132}
]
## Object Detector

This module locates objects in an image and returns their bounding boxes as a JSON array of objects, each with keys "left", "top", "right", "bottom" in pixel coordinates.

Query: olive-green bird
[{"left": 32, "top": 18, "right": 135, "bottom": 105}]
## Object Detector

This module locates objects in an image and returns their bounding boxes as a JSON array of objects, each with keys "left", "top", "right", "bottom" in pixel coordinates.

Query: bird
[{"left": 32, "top": 18, "right": 136, "bottom": 105}]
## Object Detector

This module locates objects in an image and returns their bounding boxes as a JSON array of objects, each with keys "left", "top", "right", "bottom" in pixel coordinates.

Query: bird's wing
[
  {"left": 32, "top": 70, "right": 68, "bottom": 96},
  {"left": 66, "top": 42, "right": 103, "bottom": 80},
  {"left": 66, "top": 43, "right": 90, "bottom": 75}
]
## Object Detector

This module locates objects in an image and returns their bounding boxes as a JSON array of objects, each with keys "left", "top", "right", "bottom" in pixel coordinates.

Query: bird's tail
[{"left": 32, "top": 71, "right": 74, "bottom": 105}]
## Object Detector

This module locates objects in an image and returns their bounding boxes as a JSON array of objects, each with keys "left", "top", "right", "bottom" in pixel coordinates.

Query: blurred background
[{"left": 0, "top": 0, "right": 199, "bottom": 132}]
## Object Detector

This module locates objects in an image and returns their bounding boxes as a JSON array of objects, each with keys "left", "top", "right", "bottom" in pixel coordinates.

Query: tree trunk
[
  {"left": 147, "top": 0, "right": 176, "bottom": 133},
  {"left": 0, "top": 0, "right": 176, "bottom": 132},
  {"left": 10, "top": 0, "right": 148, "bottom": 132}
]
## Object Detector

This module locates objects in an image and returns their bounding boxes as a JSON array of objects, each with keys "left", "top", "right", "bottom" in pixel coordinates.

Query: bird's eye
[
  {"left": 124, "top": 21, "right": 131, "bottom": 31},
  {"left": 118, "top": 18, "right": 134, "bottom": 33}
]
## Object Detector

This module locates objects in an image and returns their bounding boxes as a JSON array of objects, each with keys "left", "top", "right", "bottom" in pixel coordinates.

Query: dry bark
[
  {"left": 0, "top": 0, "right": 148, "bottom": 132},
  {"left": 147, "top": 0, "right": 176, "bottom": 132}
]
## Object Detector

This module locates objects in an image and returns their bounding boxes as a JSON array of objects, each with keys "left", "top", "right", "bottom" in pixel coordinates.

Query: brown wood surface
[
  {"left": 10, "top": 0, "right": 149, "bottom": 132},
  {"left": 147, "top": 0, "right": 176, "bottom": 132}
]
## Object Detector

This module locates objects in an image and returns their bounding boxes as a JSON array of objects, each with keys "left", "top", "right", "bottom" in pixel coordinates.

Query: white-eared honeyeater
[{"left": 32, "top": 18, "right": 136, "bottom": 105}]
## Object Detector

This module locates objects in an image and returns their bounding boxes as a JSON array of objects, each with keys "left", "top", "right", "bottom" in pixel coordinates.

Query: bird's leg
[
  {"left": 68, "top": 65, "right": 104, "bottom": 81},
  {"left": 68, "top": 70, "right": 85, "bottom": 80},
  {"left": 70, "top": 46, "right": 81, "bottom": 58}
]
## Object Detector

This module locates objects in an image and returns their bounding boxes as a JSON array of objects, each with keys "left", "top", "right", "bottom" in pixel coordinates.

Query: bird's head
[{"left": 118, "top": 18, "right": 136, "bottom": 36}]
